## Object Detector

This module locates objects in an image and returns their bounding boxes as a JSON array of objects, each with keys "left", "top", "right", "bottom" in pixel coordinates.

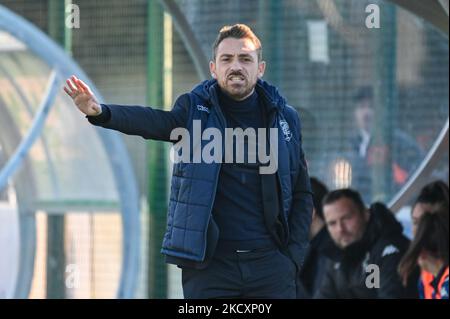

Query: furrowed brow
[{"left": 239, "top": 53, "right": 253, "bottom": 59}]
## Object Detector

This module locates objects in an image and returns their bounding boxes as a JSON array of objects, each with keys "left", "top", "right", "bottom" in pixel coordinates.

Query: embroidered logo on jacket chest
[
  {"left": 279, "top": 120, "right": 292, "bottom": 141},
  {"left": 196, "top": 104, "right": 210, "bottom": 113}
]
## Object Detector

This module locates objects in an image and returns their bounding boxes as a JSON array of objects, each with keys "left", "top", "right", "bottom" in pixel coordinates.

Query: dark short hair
[
  {"left": 413, "top": 180, "right": 449, "bottom": 212},
  {"left": 311, "top": 177, "right": 329, "bottom": 220},
  {"left": 322, "top": 188, "right": 366, "bottom": 215},
  {"left": 353, "top": 86, "right": 373, "bottom": 105},
  {"left": 212, "top": 24, "right": 262, "bottom": 61}
]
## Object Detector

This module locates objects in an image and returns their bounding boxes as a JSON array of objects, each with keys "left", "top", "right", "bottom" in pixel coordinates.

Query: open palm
[{"left": 63, "top": 75, "right": 101, "bottom": 116}]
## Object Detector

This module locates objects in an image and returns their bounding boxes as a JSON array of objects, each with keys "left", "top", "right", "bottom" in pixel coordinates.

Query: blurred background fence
[{"left": 0, "top": 0, "right": 448, "bottom": 299}]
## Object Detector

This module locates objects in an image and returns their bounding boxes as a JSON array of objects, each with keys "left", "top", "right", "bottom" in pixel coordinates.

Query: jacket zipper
[
  {"left": 258, "top": 88, "right": 291, "bottom": 242},
  {"left": 201, "top": 86, "right": 227, "bottom": 260}
]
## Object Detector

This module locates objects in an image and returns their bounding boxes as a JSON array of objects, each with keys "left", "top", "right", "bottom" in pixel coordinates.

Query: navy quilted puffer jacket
[{"left": 88, "top": 79, "right": 313, "bottom": 270}]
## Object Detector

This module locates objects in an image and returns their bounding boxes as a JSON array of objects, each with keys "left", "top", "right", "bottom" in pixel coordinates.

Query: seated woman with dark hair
[
  {"left": 399, "top": 211, "right": 449, "bottom": 299},
  {"left": 409, "top": 181, "right": 449, "bottom": 299},
  {"left": 411, "top": 181, "right": 449, "bottom": 236}
]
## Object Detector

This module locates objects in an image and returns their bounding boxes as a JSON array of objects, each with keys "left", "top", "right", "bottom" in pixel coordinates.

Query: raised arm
[{"left": 63, "top": 75, "right": 190, "bottom": 141}]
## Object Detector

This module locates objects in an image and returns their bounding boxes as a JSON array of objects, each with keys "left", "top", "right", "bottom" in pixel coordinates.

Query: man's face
[
  {"left": 210, "top": 37, "right": 265, "bottom": 101},
  {"left": 324, "top": 197, "right": 368, "bottom": 249},
  {"left": 354, "top": 100, "right": 374, "bottom": 133}
]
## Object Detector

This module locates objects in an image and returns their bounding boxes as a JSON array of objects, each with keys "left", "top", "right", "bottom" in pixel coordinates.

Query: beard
[
  {"left": 219, "top": 73, "right": 256, "bottom": 101},
  {"left": 336, "top": 229, "right": 365, "bottom": 249}
]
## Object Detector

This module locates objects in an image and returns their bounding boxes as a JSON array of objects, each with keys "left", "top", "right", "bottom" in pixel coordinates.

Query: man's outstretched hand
[{"left": 64, "top": 75, "right": 101, "bottom": 116}]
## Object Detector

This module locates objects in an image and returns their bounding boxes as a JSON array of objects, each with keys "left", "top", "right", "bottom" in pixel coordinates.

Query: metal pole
[
  {"left": 46, "top": 0, "right": 70, "bottom": 299},
  {"left": 258, "top": 0, "right": 283, "bottom": 85},
  {"left": 371, "top": 5, "right": 397, "bottom": 202},
  {"left": 146, "top": 0, "right": 168, "bottom": 299}
]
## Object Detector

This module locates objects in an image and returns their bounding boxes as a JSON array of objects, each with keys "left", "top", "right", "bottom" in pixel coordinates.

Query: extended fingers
[
  {"left": 65, "top": 78, "right": 77, "bottom": 93},
  {"left": 74, "top": 77, "right": 93, "bottom": 95},
  {"left": 63, "top": 86, "right": 72, "bottom": 96},
  {"left": 70, "top": 75, "right": 84, "bottom": 92},
  {"left": 64, "top": 75, "right": 96, "bottom": 101},
  {"left": 64, "top": 79, "right": 80, "bottom": 99}
]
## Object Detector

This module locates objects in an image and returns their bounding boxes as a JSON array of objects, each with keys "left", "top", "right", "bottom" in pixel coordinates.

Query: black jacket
[
  {"left": 297, "top": 227, "right": 333, "bottom": 298},
  {"left": 315, "top": 203, "right": 418, "bottom": 299}
]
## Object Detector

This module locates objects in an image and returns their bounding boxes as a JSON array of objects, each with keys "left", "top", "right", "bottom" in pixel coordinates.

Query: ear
[
  {"left": 209, "top": 61, "right": 216, "bottom": 79},
  {"left": 258, "top": 60, "right": 266, "bottom": 78}
]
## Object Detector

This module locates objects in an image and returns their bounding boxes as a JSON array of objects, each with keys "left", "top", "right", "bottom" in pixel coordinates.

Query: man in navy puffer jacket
[{"left": 64, "top": 24, "right": 313, "bottom": 299}]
